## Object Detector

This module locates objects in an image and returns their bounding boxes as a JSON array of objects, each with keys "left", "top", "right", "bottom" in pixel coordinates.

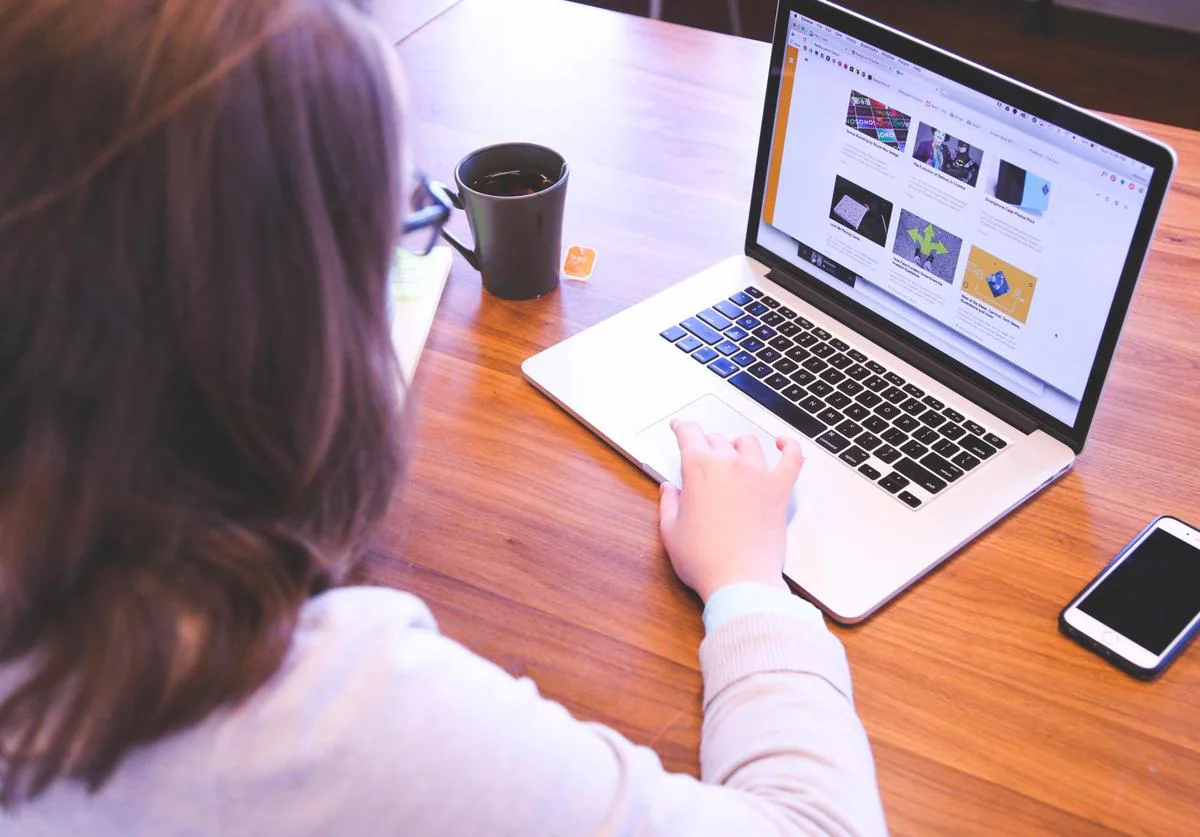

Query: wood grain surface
[{"left": 365, "top": 1, "right": 1200, "bottom": 832}]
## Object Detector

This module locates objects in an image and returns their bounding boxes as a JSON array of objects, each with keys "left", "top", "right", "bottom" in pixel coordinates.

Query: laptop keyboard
[{"left": 660, "top": 286, "right": 1008, "bottom": 510}]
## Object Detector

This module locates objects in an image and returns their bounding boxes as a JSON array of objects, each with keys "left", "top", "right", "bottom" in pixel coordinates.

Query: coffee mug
[{"left": 440, "top": 142, "right": 568, "bottom": 300}]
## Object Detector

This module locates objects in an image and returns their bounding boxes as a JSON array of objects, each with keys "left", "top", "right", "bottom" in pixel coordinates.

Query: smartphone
[{"left": 1060, "top": 515, "right": 1200, "bottom": 680}]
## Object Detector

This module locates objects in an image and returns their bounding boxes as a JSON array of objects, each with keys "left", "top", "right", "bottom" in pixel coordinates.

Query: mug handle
[{"left": 439, "top": 188, "right": 480, "bottom": 271}]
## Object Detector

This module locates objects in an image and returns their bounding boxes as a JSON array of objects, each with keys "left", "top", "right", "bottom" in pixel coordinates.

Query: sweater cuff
[
  {"left": 699, "top": 612, "right": 854, "bottom": 709},
  {"left": 702, "top": 582, "right": 826, "bottom": 634}
]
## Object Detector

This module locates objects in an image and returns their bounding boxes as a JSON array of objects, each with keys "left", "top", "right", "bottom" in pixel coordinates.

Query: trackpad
[{"left": 635, "top": 393, "right": 786, "bottom": 488}]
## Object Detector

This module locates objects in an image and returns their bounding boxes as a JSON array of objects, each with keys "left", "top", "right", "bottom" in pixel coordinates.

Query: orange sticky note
[{"left": 562, "top": 245, "right": 597, "bottom": 281}]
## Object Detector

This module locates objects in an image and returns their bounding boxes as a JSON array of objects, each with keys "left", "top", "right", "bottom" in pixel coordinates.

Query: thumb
[{"left": 659, "top": 482, "right": 681, "bottom": 532}]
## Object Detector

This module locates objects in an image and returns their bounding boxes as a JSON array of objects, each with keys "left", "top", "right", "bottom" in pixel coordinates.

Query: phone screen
[{"left": 1079, "top": 528, "right": 1200, "bottom": 654}]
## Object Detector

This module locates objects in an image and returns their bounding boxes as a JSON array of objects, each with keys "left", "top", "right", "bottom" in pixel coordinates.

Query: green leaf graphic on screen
[{"left": 908, "top": 224, "right": 949, "bottom": 256}]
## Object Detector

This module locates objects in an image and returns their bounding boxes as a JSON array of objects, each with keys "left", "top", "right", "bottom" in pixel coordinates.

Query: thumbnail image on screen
[
  {"left": 992, "top": 160, "right": 1052, "bottom": 214},
  {"left": 912, "top": 123, "right": 983, "bottom": 186},
  {"left": 829, "top": 175, "right": 894, "bottom": 247},
  {"left": 846, "top": 90, "right": 912, "bottom": 152},
  {"left": 893, "top": 209, "right": 963, "bottom": 283},
  {"left": 961, "top": 245, "right": 1038, "bottom": 323}
]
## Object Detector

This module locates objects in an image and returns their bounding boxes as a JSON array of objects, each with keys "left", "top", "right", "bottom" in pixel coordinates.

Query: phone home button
[{"left": 1100, "top": 630, "right": 1121, "bottom": 648}]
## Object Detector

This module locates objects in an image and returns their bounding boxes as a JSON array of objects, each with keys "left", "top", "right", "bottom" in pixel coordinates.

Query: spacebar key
[{"left": 729, "top": 372, "right": 827, "bottom": 438}]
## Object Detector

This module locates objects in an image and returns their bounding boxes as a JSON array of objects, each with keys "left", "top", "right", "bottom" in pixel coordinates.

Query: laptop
[{"left": 522, "top": 0, "right": 1177, "bottom": 622}]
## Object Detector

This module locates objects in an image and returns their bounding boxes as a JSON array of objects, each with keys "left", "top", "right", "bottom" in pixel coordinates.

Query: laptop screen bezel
[{"left": 743, "top": 0, "right": 1176, "bottom": 453}]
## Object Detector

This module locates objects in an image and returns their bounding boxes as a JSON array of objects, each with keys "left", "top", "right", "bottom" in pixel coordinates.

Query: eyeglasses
[{"left": 400, "top": 172, "right": 454, "bottom": 256}]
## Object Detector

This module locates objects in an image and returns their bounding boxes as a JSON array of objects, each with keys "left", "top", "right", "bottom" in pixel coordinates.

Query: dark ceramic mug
[{"left": 441, "top": 142, "right": 568, "bottom": 300}]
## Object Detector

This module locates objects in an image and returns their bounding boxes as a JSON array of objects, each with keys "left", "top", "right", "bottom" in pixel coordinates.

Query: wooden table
[{"left": 373, "top": 1, "right": 1200, "bottom": 832}]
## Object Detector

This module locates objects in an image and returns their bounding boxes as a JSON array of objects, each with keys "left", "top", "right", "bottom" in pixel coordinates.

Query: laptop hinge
[{"left": 767, "top": 268, "right": 1041, "bottom": 436}]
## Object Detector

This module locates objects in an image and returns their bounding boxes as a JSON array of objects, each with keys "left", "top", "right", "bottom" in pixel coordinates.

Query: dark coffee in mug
[{"left": 471, "top": 169, "right": 556, "bottom": 197}]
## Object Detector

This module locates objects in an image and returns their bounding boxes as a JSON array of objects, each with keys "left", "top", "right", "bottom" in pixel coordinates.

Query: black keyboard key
[
  {"left": 698, "top": 308, "right": 734, "bottom": 331},
  {"left": 840, "top": 446, "right": 870, "bottom": 467},
  {"left": 757, "top": 348, "right": 782, "bottom": 364},
  {"left": 863, "top": 415, "right": 888, "bottom": 433},
  {"left": 752, "top": 325, "right": 777, "bottom": 341},
  {"left": 838, "top": 379, "right": 865, "bottom": 397},
  {"left": 848, "top": 349, "right": 868, "bottom": 363},
  {"left": 799, "top": 395, "right": 824, "bottom": 413},
  {"left": 777, "top": 321, "right": 802, "bottom": 337},
  {"left": 922, "top": 395, "right": 945, "bottom": 411},
  {"left": 952, "top": 451, "right": 981, "bottom": 470},
  {"left": 939, "top": 422, "right": 966, "bottom": 441},
  {"left": 778, "top": 306, "right": 797, "bottom": 320},
  {"left": 693, "top": 346, "right": 719, "bottom": 364},
  {"left": 708, "top": 357, "right": 738, "bottom": 378},
  {"left": 682, "top": 317, "right": 723, "bottom": 345},
  {"left": 715, "top": 299, "right": 744, "bottom": 319},
  {"left": 874, "top": 402, "right": 900, "bottom": 420},
  {"left": 900, "top": 440, "right": 928, "bottom": 458},
  {"left": 884, "top": 372, "right": 905, "bottom": 386},
  {"left": 844, "top": 364, "right": 870, "bottom": 381},
  {"left": 748, "top": 362, "right": 772, "bottom": 379},
  {"left": 745, "top": 301, "right": 769, "bottom": 316},
  {"left": 836, "top": 419, "right": 863, "bottom": 438},
  {"left": 811, "top": 342, "right": 835, "bottom": 358},
  {"left": 895, "top": 414, "right": 919, "bottom": 432},
  {"left": 875, "top": 445, "right": 901, "bottom": 464},
  {"left": 882, "top": 386, "right": 906, "bottom": 404},
  {"left": 914, "top": 427, "right": 939, "bottom": 445},
  {"left": 942, "top": 407, "right": 965, "bottom": 423},
  {"left": 919, "top": 410, "right": 948, "bottom": 428},
  {"left": 794, "top": 332, "right": 818, "bottom": 347},
  {"left": 866, "top": 360, "right": 886, "bottom": 374},
  {"left": 820, "top": 368, "right": 846, "bottom": 385},
  {"left": 782, "top": 384, "right": 806, "bottom": 401},
  {"left": 829, "top": 337, "right": 850, "bottom": 352},
  {"left": 743, "top": 286, "right": 763, "bottom": 298},
  {"left": 765, "top": 372, "right": 790, "bottom": 390},
  {"left": 789, "top": 369, "right": 816, "bottom": 386},
  {"left": 768, "top": 335, "right": 792, "bottom": 351},
  {"left": 761, "top": 296, "right": 781, "bottom": 309},
  {"left": 855, "top": 390, "right": 882, "bottom": 408},
  {"left": 858, "top": 463, "right": 882, "bottom": 480},
  {"left": 901, "top": 398, "right": 926, "bottom": 416},
  {"left": 898, "top": 491, "right": 922, "bottom": 508},
  {"left": 761, "top": 311, "right": 785, "bottom": 327},
  {"left": 795, "top": 316, "right": 814, "bottom": 329},
  {"left": 879, "top": 472, "right": 909, "bottom": 494},
  {"left": 984, "top": 432, "right": 1007, "bottom": 449},
  {"left": 844, "top": 403, "right": 870, "bottom": 421},
  {"left": 895, "top": 458, "right": 947, "bottom": 494},
  {"left": 902, "top": 383, "right": 925, "bottom": 399},
  {"left": 817, "top": 407, "right": 844, "bottom": 426},
  {"left": 740, "top": 336, "right": 766, "bottom": 352},
  {"left": 863, "top": 375, "right": 888, "bottom": 392},
  {"left": 812, "top": 327, "right": 832, "bottom": 340},
  {"left": 856, "top": 432, "right": 881, "bottom": 451},
  {"left": 736, "top": 314, "right": 760, "bottom": 330},
  {"left": 784, "top": 345, "right": 811, "bottom": 362},
  {"left": 715, "top": 339, "right": 739, "bottom": 356},
  {"left": 802, "top": 357, "right": 828, "bottom": 373},
  {"left": 960, "top": 434, "right": 997, "bottom": 459},
  {"left": 816, "top": 430, "right": 850, "bottom": 454},
  {"left": 728, "top": 372, "right": 827, "bottom": 438},
  {"left": 882, "top": 428, "right": 907, "bottom": 446},
  {"left": 933, "top": 439, "right": 960, "bottom": 457},
  {"left": 827, "top": 353, "right": 852, "bottom": 370},
  {"left": 677, "top": 335, "right": 702, "bottom": 353},
  {"left": 775, "top": 358, "right": 799, "bottom": 375},
  {"left": 920, "top": 452, "right": 964, "bottom": 482},
  {"left": 661, "top": 325, "right": 687, "bottom": 342},
  {"left": 724, "top": 326, "right": 749, "bottom": 342},
  {"left": 808, "top": 380, "right": 834, "bottom": 397},
  {"left": 964, "top": 420, "right": 987, "bottom": 437},
  {"left": 728, "top": 291, "right": 753, "bottom": 306},
  {"left": 731, "top": 350, "right": 756, "bottom": 367},
  {"left": 827, "top": 392, "right": 852, "bottom": 410}
]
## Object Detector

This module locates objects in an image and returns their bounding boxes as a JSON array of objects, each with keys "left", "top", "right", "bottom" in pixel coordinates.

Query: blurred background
[{"left": 571, "top": 0, "right": 1200, "bottom": 130}]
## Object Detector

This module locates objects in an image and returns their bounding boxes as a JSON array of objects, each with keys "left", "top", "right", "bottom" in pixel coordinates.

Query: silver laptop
[{"left": 523, "top": 0, "right": 1176, "bottom": 622}]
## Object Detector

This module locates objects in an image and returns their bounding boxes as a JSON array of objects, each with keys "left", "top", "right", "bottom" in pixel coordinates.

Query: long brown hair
[{"left": 0, "top": 0, "right": 405, "bottom": 804}]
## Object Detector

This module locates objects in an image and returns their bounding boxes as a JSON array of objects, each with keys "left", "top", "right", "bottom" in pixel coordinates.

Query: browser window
[{"left": 757, "top": 11, "right": 1151, "bottom": 425}]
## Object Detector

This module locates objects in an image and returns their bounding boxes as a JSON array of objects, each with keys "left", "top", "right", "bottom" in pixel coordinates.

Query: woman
[{"left": 0, "top": 0, "right": 886, "bottom": 833}]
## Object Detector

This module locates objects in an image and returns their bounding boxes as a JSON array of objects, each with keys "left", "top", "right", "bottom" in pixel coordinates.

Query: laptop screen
[{"left": 754, "top": 8, "right": 1159, "bottom": 428}]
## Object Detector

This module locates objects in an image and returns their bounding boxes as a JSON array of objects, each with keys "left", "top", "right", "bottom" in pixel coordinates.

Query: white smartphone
[{"left": 1060, "top": 515, "right": 1200, "bottom": 680}]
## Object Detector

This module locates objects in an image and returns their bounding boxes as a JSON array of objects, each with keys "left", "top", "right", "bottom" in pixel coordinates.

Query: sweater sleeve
[{"left": 214, "top": 587, "right": 887, "bottom": 837}]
